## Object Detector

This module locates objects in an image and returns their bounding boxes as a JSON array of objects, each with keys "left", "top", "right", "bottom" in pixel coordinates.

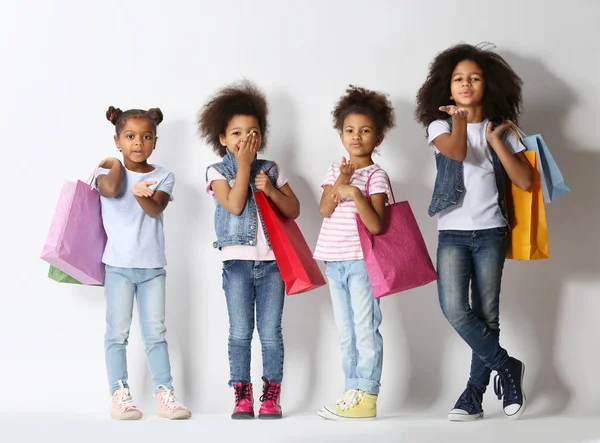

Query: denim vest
[
  {"left": 207, "top": 152, "right": 278, "bottom": 249},
  {"left": 428, "top": 120, "right": 509, "bottom": 225}
]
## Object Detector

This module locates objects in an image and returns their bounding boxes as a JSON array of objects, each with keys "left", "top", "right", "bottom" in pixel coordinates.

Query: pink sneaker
[
  {"left": 232, "top": 382, "right": 254, "bottom": 419},
  {"left": 258, "top": 377, "right": 282, "bottom": 419},
  {"left": 111, "top": 380, "right": 142, "bottom": 420},
  {"left": 155, "top": 385, "right": 192, "bottom": 420}
]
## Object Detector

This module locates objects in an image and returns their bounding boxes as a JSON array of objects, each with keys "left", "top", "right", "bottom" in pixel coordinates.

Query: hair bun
[
  {"left": 146, "top": 108, "right": 164, "bottom": 125},
  {"left": 106, "top": 106, "right": 123, "bottom": 125}
]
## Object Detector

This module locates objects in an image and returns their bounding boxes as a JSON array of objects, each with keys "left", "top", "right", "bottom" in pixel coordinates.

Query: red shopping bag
[{"left": 254, "top": 191, "right": 326, "bottom": 295}]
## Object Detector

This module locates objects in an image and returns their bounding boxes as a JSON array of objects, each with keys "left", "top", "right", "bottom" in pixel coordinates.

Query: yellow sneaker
[{"left": 317, "top": 389, "right": 377, "bottom": 420}]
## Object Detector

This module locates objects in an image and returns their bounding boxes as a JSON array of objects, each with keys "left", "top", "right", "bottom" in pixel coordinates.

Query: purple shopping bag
[
  {"left": 356, "top": 171, "right": 437, "bottom": 298},
  {"left": 40, "top": 176, "right": 107, "bottom": 285}
]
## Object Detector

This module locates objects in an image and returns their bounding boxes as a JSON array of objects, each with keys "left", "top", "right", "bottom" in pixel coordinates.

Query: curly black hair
[
  {"left": 415, "top": 43, "right": 523, "bottom": 131},
  {"left": 198, "top": 79, "right": 269, "bottom": 157},
  {"left": 332, "top": 85, "right": 395, "bottom": 136},
  {"left": 106, "top": 106, "right": 163, "bottom": 135}
]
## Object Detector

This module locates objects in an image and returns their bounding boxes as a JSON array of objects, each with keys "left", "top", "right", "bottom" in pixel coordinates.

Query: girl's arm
[
  {"left": 257, "top": 176, "right": 300, "bottom": 219},
  {"left": 487, "top": 122, "right": 533, "bottom": 191},
  {"left": 211, "top": 135, "right": 258, "bottom": 215},
  {"left": 319, "top": 158, "right": 355, "bottom": 217},
  {"left": 96, "top": 157, "right": 123, "bottom": 198},
  {"left": 131, "top": 183, "right": 170, "bottom": 218},
  {"left": 432, "top": 109, "right": 469, "bottom": 162},
  {"left": 211, "top": 166, "right": 251, "bottom": 215},
  {"left": 332, "top": 185, "right": 386, "bottom": 235}
]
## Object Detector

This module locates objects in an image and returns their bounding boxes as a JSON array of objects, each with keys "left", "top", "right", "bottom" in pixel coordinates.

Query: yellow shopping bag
[{"left": 506, "top": 151, "right": 550, "bottom": 260}]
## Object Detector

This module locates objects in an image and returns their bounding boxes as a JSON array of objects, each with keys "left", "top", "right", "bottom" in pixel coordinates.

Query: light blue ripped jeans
[
  {"left": 326, "top": 260, "right": 383, "bottom": 395},
  {"left": 104, "top": 265, "right": 173, "bottom": 394}
]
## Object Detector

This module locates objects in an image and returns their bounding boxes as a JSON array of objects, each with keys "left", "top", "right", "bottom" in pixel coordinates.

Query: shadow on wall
[
  {"left": 377, "top": 99, "right": 449, "bottom": 412},
  {"left": 495, "top": 51, "right": 599, "bottom": 416},
  {"left": 268, "top": 92, "right": 332, "bottom": 412},
  {"left": 137, "top": 119, "right": 206, "bottom": 410}
]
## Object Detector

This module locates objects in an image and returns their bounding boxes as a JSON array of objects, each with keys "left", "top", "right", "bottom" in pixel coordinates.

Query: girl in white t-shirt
[
  {"left": 315, "top": 85, "right": 395, "bottom": 420},
  {"left": 415, "top": 43, "right": 534, "bottom": 422},
  {"left": 97, "top": 106, "right": 191, "bottom": 420}
]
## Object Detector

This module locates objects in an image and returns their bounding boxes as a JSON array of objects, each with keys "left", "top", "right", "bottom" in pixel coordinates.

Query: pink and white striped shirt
[{"left": 314, "top": 162, "right": 392, "bottom": 262}]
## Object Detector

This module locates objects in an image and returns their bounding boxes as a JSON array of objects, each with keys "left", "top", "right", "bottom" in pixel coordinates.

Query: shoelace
[
  {"left": 234, "top": 382, "right": 252, "bottom": 403},
  {"left": 116, "top": 381, "right": 138, "bottom": 411},
  {"left": 157, "top": 385, "right": 184, "bottom": 410},
  {"left": 494, "top": 370, "right": 518, "bottom": 404},
  {"left": 259, "top": 377, "right": 280, "bottom": 402},
  {"left": 336, "top": 389, "right": 364, "bottom": 411},
  {"left": 454, "top": 385, "right": 482, "bottom": 413}
]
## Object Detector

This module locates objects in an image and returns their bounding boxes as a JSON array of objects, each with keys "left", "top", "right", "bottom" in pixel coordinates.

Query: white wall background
[{"left": 1, "top": 0, "right": 598, "bottom": 419}]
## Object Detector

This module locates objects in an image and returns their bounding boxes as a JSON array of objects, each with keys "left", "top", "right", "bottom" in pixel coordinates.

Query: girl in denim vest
[
  {"left": 415, "top": 43, "right": 534, "bottom": 421},
  {"left": 200, "top": 80, "right": 300, "bottom": 420},
  {"left": 96, "top": 107, "right": 191, "bottom": 420},
  {"left": 315, "top": 85, "right": 395, "bottom": 420}
]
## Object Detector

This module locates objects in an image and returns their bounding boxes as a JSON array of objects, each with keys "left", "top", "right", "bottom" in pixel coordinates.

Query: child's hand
[
  {"left": 486, "top": 121, "right": 510, "bottom": 145},
  {"left": 99, "top": 157, "right": 120, "bottom": 169},
  {"left": 332, "top": 184, "right": 359, "bottom": 203},
  {"left": 131, "top": 181, "right": 157, "bottom": 198},
  {"left": 339, "top": 157, "right": 355, "bottom": 183},
  {"left": 235, "top": 132, "right": 259, "bottom": 167},
  {"left": 439, "top": 105, "right": 469, "bottom": 120},
  {"left": 255, "top": 170, "right": 275, "bottom": 196}
]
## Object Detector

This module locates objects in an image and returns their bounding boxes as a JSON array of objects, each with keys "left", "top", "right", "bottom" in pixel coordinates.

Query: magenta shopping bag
[
  {"left": 40, "top": 176, "right": 107, "bottom": 285},
  {"left": 357, "top": 171, "right": 437, "bottom": 298}
]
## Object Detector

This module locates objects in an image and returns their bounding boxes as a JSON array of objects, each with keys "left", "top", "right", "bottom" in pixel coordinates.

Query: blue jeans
[
  {"left": 326, "top": 260, "right": 383, "bottom": 395},
  {"left": 437, "top": 228, "right": 510, "bottom": 392},
  {"left": 104, "top": 265, "right": 173, "bottom": 394},
  {"left": 222, "top": 260, "right": 285, "bottom": 386}
]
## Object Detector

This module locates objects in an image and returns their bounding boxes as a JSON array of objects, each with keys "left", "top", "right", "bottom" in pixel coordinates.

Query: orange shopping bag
[{"left": 506, "top": 151, "right": 550, "bottom": 260}]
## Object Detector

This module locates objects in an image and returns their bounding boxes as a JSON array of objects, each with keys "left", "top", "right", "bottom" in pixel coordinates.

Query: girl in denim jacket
[
  {"left": 200, "top": 80, "right": 300, "bottom": 420},
  {"left": 415, "top": 43, "right": 534, "bottom": 422}
]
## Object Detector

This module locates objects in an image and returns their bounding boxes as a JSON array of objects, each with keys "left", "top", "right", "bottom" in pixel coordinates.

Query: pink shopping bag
[
  {"left": 40, "top": 175, "right": 107, "bottom": 285},
  {"left": 356, "top": 170, "right": 437, "bottom": 298}
]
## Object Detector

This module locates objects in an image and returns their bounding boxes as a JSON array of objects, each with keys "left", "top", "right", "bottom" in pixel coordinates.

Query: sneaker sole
[
  {"left": 159, "top": 411, "right": 192, "bottom": 420},
  {"left": 505, "top": 362, "right": 527, "bottom": 420},
  {"left": 231, "top": 412, "right": 255, "bottom": 420},
  {"left": 111, "top": 411, "right": 142, "bottom": 420},
  {"left": 317, "top": 406, "right": 376, "bottom": 421},
  {"left": 448, "top": 411, "right": 484, "bottom": 422}
]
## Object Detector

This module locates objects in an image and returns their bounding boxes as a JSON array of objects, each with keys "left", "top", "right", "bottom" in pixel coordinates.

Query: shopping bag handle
[
  {"left": 254, "top": 162, "right": 277, "bottom": 196},
  {"left": 503, "top": 120, "right": 528, "bottom": 142},
  {"left": 86, "top": 167, "right": 100, "bottom": 187},
  {"left": 365, "top": 167, "right": 396, "bottom": 205}
]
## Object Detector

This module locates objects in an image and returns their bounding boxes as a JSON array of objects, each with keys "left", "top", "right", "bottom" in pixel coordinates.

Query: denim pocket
[{"left": 222, "top": 260, "right": 237, "bottom": 269}]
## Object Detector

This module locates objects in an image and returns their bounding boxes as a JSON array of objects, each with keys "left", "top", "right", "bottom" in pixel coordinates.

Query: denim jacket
[
  {"left": 428, "top": 120, "right": 509, "bottom": 225},
  {"left": 207, "top": 152, "right": 278, "bottom": 249}
]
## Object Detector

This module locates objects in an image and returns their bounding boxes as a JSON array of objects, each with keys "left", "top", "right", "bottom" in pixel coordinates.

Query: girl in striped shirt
[{"left": 315, "top": 85, "right": 395, "bottom": 420}]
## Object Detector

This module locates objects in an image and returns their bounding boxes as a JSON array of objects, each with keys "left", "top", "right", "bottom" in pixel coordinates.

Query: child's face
[
  {"left": 450, "top": 59, "right": 485, "bottom": 108},
  {"left": 220, "top": 114, "right": 262, "bottom": 155},
  {"left": 114, "top": 117, "right": 157, "bottom": 164},
  {"left": 340, "top": 113, "right": 382, "bottom": 157}
]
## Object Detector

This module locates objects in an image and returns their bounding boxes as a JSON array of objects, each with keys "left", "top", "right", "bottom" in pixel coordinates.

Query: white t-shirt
[
  {"left": 206, "top": 166, "right": 288, "bottom": 261},
  {"left": 314, "top": 163, "right": 392, "bottom": 262},
  {"left": 96, "top": 163, "right": 174, "bottom": 268},
  {"left": 428, "top": 119, "right": 524, "bottom": 231}
]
